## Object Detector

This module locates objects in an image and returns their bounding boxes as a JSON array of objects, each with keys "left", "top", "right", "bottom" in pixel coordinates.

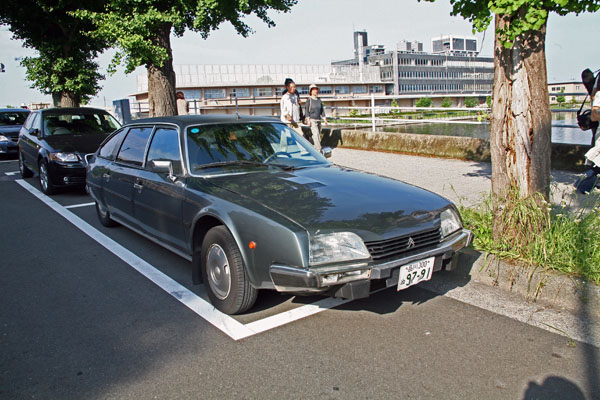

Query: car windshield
[
  {"left": 0, "top": 111, "right": 29, "bottom": 126},
  {"left": 186, "top": 122, "right": 329, "bottom": 173},
  {"left": 42, "top": 112, "right": 120, "bottom": 136}
]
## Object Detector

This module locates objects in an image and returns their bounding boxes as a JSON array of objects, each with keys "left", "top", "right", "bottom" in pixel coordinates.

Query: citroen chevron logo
[{"left": 407, "top": 237, "right": 416, "bottom": 249}]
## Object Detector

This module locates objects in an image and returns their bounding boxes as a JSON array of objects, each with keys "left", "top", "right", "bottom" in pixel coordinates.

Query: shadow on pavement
[{"left": 523, "top": 376, "right": 585, "bottom": 400}]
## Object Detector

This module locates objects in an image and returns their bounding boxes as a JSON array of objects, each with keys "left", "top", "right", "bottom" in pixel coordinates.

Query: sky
[{"left": 1, "top": 0, "right": 598, "bottom": 108}]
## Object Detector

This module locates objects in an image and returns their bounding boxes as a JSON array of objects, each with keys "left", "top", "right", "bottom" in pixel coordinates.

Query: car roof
[
  {"left": 39, "top": 107, "right": 111, "bottom": 114},
  {"left": 0, "top": 108, "right": 30, "bottom": 113},
  {"left": 126, "top": 114, "right": 282, "bottom": 130}
]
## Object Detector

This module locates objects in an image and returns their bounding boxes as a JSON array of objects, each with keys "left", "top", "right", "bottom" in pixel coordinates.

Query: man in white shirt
[{"left": 280, "top": 78, "right": 303, "bottom": 135}]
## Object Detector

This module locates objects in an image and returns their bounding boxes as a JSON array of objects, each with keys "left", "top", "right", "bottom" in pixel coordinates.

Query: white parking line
[
  {"left": 5, "top": 171, "right": 19, "bottom": 176},
  {"left": 15, "top": 179, "right": 352, "bottom": 340},
  {"left": 16, "top": 179, "right": 256, "bottom": 341},
  {"left": 64, "top": 202, "right": 96, "bottom": 209},
  {"left": 0, "top": 160, "right": 17, "bottom": 164}
]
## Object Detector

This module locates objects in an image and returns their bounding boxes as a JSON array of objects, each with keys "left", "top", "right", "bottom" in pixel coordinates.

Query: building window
[
  {"left": 353, "top": 85, "right": 367, "bottom": 94},
  {"left": 319, "top": 86, "right": 332, "bottom": 95},
  {"left": 205, "top": 89, "right": 226, "bottom": 99},
  {"left": 335, "top": 86, "right": 350, "bottom": 94},
  {"left": 230, "top": 88, "right": 250, "bottom": 98},
  {"left": 253, "top": 87, "right": 273, "bottom": 97},
  {"left": 297, "top": 86, "right": 309, "bottom": 95},
  {"left": 370, "top": 85, "right": 383, "bottom": 93}
]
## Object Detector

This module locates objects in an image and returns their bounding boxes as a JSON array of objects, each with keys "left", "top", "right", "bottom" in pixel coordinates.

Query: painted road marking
[
  {"left": 5, "top": 171, "right": 19, "bottom": 176},
  {"left": 0, "top": 160, "right": 17, "bottom": 164},
  {"left": 64, "top": 202, "right": 96, "bottom": 209}
]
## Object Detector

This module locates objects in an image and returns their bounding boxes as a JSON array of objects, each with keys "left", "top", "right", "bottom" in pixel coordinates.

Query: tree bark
[
  {"left": 52, "top": 92, "right": 79, "bottom": 107},
  {"left": 490, "top": 13, "right": 552, "bottom": 235},
  {"left": 147, "top": 24, "right": 177, "bottom": 117}
]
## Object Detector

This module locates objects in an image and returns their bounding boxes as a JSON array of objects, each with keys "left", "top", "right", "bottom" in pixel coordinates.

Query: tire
[
  {"left": 201, "top": 226, "right": 257, "bottom": 315},
  {"left": 18, "top": 150, "right": 33, "bottom": 178},
  {"left": 95, "top": 202, "right": 119, "bottom": 227},
  {"left": 38, "top": 160, "right": 56, "bottom": 195}
]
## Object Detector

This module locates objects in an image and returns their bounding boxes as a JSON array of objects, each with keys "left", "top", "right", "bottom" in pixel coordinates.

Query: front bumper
[
  {"left": 269, "top": 229, "right": 473, "bottom": 299},
  {"left": 48, "top": 162, "right": 87, "bottom": 187}
]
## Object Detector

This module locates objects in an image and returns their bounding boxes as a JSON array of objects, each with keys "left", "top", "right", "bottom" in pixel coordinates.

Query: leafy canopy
[
  {"left": 74, "top": 0, "right": 298, "bottom": 73},
  {"left": 419, "top": 0, "right": 599, "bottom": 47}
]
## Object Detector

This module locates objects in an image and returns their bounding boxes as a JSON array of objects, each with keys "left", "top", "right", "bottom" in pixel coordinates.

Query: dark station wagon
[{"left": 86, "top": 115, "right": 473, "bottom": 314}]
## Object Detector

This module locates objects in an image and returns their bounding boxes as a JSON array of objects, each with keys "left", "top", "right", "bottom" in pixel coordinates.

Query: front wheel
[
  {"left": 95, "top": 202, "right": 118, "bottom": 227},
  {"left": 38, "top": 160, "right": 56, "bottom": 195},
  {"left": 201, "top": 226, "right": 257, "bottom": 314}
]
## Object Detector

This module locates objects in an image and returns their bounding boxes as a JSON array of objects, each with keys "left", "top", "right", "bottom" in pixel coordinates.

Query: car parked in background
[
  {"left": 0, "top": 108, "right": 30, "bottom": 156},
  {"left": 18, "top": 107, "right": 121, "bottom": 194},
  {"left": 87, "top": 115, "right": 472, "bottom": 314}
]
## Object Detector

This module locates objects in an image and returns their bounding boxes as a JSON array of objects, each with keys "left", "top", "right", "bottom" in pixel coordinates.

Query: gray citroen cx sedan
[{"left": 86, "top": 115, "right": 472, "bottom": 314}]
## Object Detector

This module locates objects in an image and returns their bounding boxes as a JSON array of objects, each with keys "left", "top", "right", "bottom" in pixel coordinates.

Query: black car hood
[
  {"left": 43, "top": 133, "right": 108, "bottom": 154},
  {"left": 205, "top": 165, "right": 451, "bottom": 241}
]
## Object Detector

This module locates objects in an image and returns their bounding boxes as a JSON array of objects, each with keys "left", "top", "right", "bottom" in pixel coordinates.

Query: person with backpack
[
  {"left": 575, "top": 69, "right": 600, "bottom": 193},
  {"left": 304, "top": 84, "right": 328, "bottom": 152}
]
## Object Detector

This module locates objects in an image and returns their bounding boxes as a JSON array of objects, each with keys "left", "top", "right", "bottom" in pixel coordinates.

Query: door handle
[
  {"left": 133, "top": 182, "right": 143, "bottom": 191},
  {"left": 102, "top": 172, "right": 111, "bottom": 180}
]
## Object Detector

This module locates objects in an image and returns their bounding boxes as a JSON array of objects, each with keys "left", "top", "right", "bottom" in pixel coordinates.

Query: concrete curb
[{"left": 453, "top": 248, "right": 600, "bottom": 320}]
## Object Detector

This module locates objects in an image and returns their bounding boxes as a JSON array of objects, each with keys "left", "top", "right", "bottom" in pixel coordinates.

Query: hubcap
[
  {"left": 39, "top": 163, "right": 48, "bottom": 190},
  {"left": 206, "top": 244, "right": 231, "bottom": 300}
]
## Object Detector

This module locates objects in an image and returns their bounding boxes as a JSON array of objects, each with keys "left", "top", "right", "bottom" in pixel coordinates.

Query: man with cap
[{"left": 304, "top": 83, "right": 327, "bottom": 151}]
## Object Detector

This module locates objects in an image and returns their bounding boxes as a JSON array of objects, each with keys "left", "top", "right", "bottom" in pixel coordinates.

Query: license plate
[{"left": 397, "top": 257, "right": 435, "bottom": 291}]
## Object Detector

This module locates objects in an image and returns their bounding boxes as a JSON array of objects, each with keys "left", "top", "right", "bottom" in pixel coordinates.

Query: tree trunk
[
  {"left": 147, "top": 24, "right": 177, "bottom": 117},
  {"left": 490, "top": 13, "right": 552, "bottom": 237},
  {"left": 52, "top": 91, "right": 79, "bottom": 107}
]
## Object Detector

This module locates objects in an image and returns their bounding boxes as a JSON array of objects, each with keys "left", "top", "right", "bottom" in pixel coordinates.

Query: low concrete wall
[{"left": 313, "top": 127, "right": 590, "bottom": 172}]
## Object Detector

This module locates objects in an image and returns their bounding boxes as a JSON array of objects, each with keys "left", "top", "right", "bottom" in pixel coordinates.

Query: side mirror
[
  {"left": 321, "top": 147, "right": 333, "bottom": 159},
  {"left": 31, "top": 128, "right": 40, "bottom": 137},
  {"left": 151, "top": 160, "right": 177, "bottom": 182}
]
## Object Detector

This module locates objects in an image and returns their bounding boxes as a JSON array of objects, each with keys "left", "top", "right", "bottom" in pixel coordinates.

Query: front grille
[{"left": 365, "top": 228, "right": 441, "bottom": 262}]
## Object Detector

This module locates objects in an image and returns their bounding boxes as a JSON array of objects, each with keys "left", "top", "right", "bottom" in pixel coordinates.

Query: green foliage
[
  {"left": 74, "top": 0, "right": 298, "bottom": 74},
  {"left": 441, "top": 97, "right": 453, "bottom": 107},
  {"left": 460, "top": 194, "right": 600, "bottom": 284},
  {"left": 349, "top": 109, "right": 359, "bottom": 117},
  {"left": 0, "top": 0, "right": 108, "bottom": 103},
  {"left": 464, "top": 97, "right": 478, "bottom": 108},
  {"left": 415, "top": 97, "right": 432, "bottom": 107},
  {"left": 390, "top": 98, "right": 399, "bottom": 114},
  {"left": 486, "top": 96, "right": 492, "bottom": 108},
  {"left": 419, "top": 0, "right": 599, "bottom": 48}
]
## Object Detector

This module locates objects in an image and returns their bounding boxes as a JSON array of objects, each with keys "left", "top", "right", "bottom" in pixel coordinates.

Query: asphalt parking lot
[{"left": 1, "top": 154, "right": 598, "bottom": 399}]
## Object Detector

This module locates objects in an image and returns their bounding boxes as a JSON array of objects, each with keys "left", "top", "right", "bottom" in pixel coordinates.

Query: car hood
[
  {"left": 43, "top": 134, "right": 108, "bottom": 154},
  {"left": 0, "top": 126, "right": 22, "bottom": 138},
  {"left": 204, "top": 165, "right": 452, "bottom": 241}
]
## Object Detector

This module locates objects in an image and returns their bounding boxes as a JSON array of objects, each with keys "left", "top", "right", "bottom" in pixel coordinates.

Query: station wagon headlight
[
  {"left": 0, "top": 135, "right": 8, "bottom": 142},
  {"left": 51, "top": 152, "right": 79, "bottom": 162},
  {"left": 440, "top": 208, "right": 462, "bottom": 238},
  {"left": 309, "top": 232, "right": 371, "bottom": 265}
]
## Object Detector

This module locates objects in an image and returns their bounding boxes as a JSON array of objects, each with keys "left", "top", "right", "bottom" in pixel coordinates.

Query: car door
[
  {"left": 133, "top": 126, "right": 186, "bottom": 251},
  {"left": 103, "top": 126, "right": 153, "bottom": 228},
  {"left": 19, "top": 112, "right": 42, "bottom": 169},
  {"left": 88, "top": 127, "right": 129, "bottom": 206}
]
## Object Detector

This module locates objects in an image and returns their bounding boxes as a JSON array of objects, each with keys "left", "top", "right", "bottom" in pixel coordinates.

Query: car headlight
[
  {"left": 51, "top": 152, "right": 79, "bottom": 162},
  {"left": 309, "top": 232, "right": 371, "bottom": 266},
  {"left": 0, "top": 135, "right": 8, "bottom": 142},
  {"left": 440, "top": 208, "right": 462, "bottom": 238}
]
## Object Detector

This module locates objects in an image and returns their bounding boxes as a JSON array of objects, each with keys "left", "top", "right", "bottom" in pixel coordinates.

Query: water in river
[{"left": 380, "top": 112, "right": 593, "bottom": 145}]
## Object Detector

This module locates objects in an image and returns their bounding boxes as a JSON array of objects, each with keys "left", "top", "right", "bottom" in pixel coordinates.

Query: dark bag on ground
[{"left": 575, "top": 168, "right": 599, "bottom": 194}]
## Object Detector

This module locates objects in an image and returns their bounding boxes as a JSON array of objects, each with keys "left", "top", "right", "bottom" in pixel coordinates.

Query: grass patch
[{"left": 460, "top": 194, "right": 600, "bottom": 284}]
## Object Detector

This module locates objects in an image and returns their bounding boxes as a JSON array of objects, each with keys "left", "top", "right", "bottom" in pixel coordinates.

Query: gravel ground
[{"left": 329, "top": 147, "right": 600, "bottom": 209}]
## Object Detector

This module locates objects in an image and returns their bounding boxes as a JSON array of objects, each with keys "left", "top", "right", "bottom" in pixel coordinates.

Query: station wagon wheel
[
  {"left": 201, "top": 226, "right": 257, "bottom": 315},
  {"left": 18, "top": 150, "right": 33, "bottom": 178},
  {"left": 95, "top": 202, "right": 119, "bottom": 227},
  {"left": 38, "top": 160, "right": 56, "bottom": 195}
]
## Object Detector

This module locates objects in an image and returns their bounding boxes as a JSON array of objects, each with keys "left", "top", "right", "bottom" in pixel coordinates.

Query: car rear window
[{"left": 0, "top": 111, "right": 29, "bottom": 126}]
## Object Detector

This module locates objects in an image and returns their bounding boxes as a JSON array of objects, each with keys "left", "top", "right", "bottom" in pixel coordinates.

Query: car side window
[
  {"left": 115, "top": 126, "right": 153, "bottom": 167},
  {"left": 146, "top": 127, "right": 182, "bottom": 174},
  {"left": 98, "top": 128, "right": 128, "bottom": 161},
  {"left": 31, "top": 114, "right": 41, "bottom": 131},
  {"left": 22, "top": 113, "right": 35, "bottom": 130}
]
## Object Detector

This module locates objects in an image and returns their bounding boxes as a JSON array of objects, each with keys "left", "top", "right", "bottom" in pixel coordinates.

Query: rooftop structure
[{"left": 431, "top": 35, "right": 479, "bottom": 56}]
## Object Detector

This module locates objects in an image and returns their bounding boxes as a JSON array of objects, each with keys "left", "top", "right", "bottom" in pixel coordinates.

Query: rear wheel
[
  {"left": 201, "top": 226, "right": 257, "bottom": 314},
  {"left": 38, "top": 160, "right": 56, "bottom": 195},
  {"left": 18, "top": 150, "right": 33, "bottom": 178},
  {"left": 96, "top": 202, "right": 119, "bottom": 227}
]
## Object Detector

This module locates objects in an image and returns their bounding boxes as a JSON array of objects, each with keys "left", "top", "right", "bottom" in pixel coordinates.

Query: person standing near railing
[
  {"left": 176, "top": 91, "right": 189, "bottom": 115},
  {"left": 305, "top": 84, "right": 327, "bottom": 152}
]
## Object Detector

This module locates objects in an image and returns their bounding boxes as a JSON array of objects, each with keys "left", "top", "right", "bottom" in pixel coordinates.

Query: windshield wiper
[{"left": 194, "top": 160, "right": 295, "bottom": 171}]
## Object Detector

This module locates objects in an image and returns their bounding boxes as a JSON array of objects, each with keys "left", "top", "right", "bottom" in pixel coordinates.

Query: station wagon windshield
[
  {"left": 186, "top": 122, "right": 329, "bottom": 173},
  {"left": 42, "top": 112, "right": 120, "bottom": 136}
]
